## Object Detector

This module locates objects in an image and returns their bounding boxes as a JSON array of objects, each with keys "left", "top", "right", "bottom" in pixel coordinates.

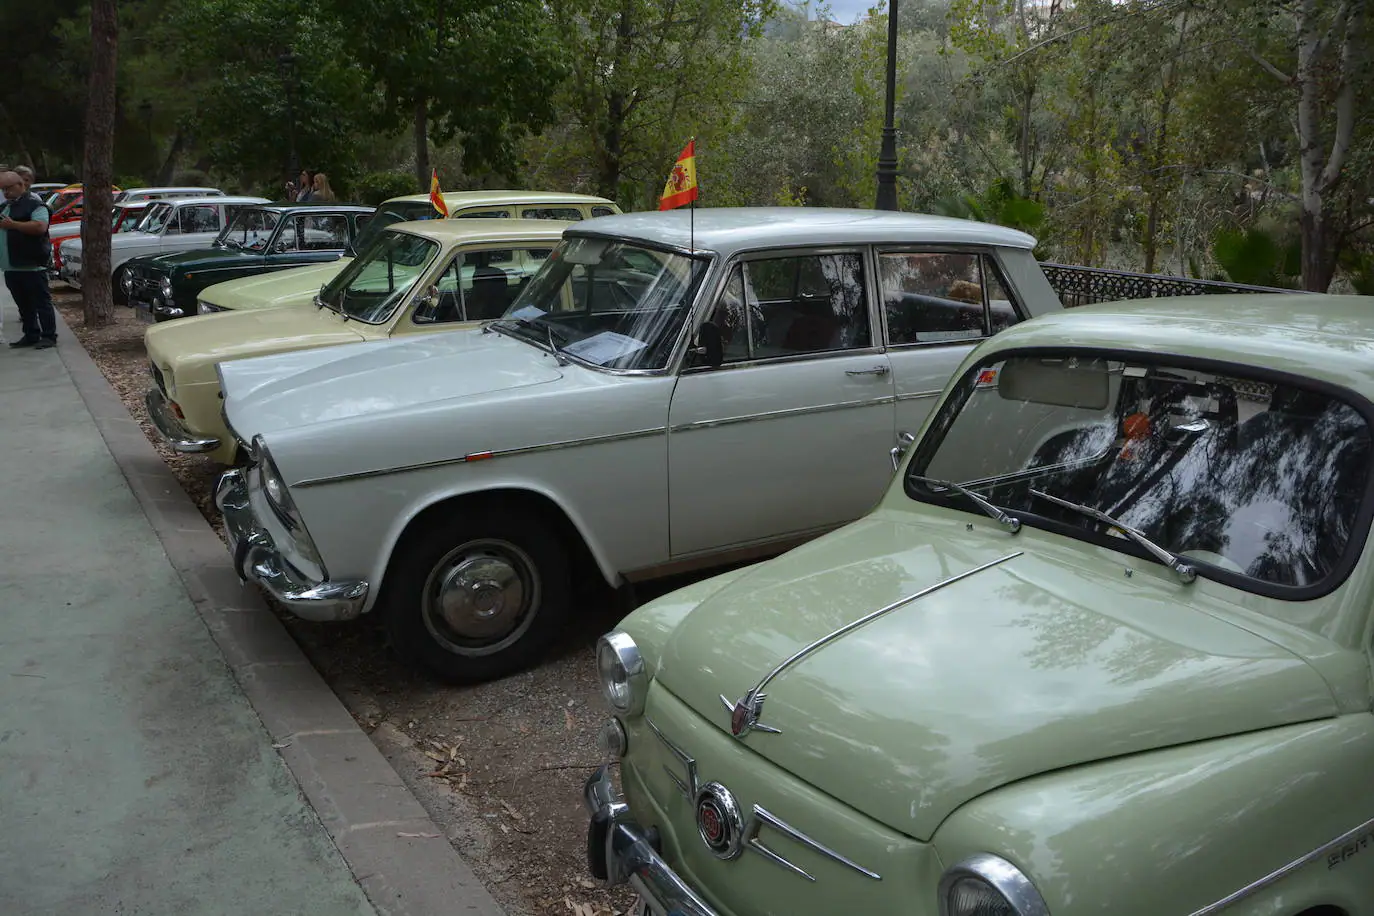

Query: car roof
[
  {"left": 148, "top": 195, "right": 271, "bottom": 207},
  {"left": 571, "top": 207, "right": 1038, "bottom": 255},
  {"left": 255, "top": 202, "right": 375, "bottom": 213},
  {"left": 984, "top": 293, "right": 1374, "bottom": 396},
  {"left": 384, "top": 189, "right": 617, "bottom": 208},
  {"left": 390, "top": 217, "right": 572, "bottom": 244},
  {"left": 120, "top": 186, "right": 224, "bottom": 197}
]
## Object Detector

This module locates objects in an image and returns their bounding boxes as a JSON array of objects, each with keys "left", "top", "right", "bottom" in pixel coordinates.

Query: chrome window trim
[
  {"left": 668, "top": 395, "right": 895, "bottom": 434},
  {"left": 896, "top": 389, "right": 944, "bottom": 402},
  {"left": 937, "top": 853, "right": 1049, "bottom": 916},
  {"left": 1186, "top": 813, "right": 1374, "bottom": 916},
  {"left": 678, "top": 345, "right": 886, "bottom": 375},
  {"left": 290, "top": 425, "right": 668, "bottom": 489}
]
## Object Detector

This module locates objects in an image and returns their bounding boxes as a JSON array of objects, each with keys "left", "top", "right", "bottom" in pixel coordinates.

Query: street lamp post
[
  {"left": 138, "top": 99, "right": 153, "bottom": 145},
  {"left": 874, "top": 0, "right": 900, "bottom": 211},
  {"left": 277, "top": 51, "right": 300, "bottom": 183}
]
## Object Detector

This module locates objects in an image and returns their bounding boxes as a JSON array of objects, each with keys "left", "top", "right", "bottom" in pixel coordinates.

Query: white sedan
[{"left": 214, "top": 208, "right": 1065, "bottom": 683}]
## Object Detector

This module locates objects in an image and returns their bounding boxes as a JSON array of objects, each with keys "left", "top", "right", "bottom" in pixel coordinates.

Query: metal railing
[{"left": 1039, "top": 262, "right": 1300, "bottom": 308}]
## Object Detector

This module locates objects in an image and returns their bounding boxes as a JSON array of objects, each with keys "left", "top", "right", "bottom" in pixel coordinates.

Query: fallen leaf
[
  {"left": 271, "top": 742, "right": 292, "bottom": 749},
  {"left": 564, "top": 708, "right": 575, "bottom": 731},
  {"left": 396, "top": 832, "right": 441, "bottom": 839},
  {"left": 500, "top": 800, "right": 525, "bottom": 821}
]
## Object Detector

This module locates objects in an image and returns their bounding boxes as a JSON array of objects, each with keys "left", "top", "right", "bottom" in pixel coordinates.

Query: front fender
[{"left": 931, "top": 716, "right": 1374, "bottom": 916}]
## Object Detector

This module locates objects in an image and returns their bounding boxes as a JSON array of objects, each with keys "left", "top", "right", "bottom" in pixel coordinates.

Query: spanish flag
[
  {"left": 429, "top": 169, "right": 449, "bottom": 218},
  {"left": 658, "top": 140, "right": 698, "bottom": 211}
]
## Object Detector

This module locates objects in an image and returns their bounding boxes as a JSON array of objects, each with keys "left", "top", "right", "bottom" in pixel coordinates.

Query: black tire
[
  {"left": 111, "top": 266, "right": 129, "bottom": 306},
  {"left": 383, "top": 507, "right": 571, "bottom": 683}
]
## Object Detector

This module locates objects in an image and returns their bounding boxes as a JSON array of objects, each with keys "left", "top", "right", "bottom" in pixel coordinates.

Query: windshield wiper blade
[
  {"left": 1030, "top": 489, "right": 1196, "bottom": 583},
  {"left": 544, "top": 324, "right": 568, "bottom": 366},
  {"left": 494, "top": 316, "right": 569, "bottom": 364},
  {"left": 911, "top": 475, "right": 1021, "bottom": 534}
]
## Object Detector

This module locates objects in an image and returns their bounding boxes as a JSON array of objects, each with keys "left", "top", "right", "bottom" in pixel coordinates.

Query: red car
[{"left": 50, "top": 201, "right": 151, "bottom": 271}]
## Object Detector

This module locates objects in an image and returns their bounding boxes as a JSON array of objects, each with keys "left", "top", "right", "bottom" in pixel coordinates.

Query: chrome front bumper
[
  {"left": 585, "top": 766, "right": 720, "bottom": 916},
  {"left": 214, "top": 467, "right": 369, "bottom": 622},
  {"left": 145, "top": 387, "right": 220, "bottom": 453}
]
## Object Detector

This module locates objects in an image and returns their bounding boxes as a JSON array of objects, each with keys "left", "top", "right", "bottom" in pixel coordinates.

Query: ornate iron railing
[{"left": 1039, "top": 262, "right": 1300, "bottom": 308}]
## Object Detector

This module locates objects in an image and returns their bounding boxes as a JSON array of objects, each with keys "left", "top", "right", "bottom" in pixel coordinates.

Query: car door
[
  {"left": 667, "top": 249, "right": 896, "bottom": 558},
  {"left": 165, "top": 203, "right": 223, "bottom": 252},
  {"left": 399, "top": 243, "right": 552, "bottom": 333},
  {"left": 268, "top": 212, "right": 351, "bottom": 270},
  {"left": 878, "top": 249, "right": 1029, "bottom": 458}
]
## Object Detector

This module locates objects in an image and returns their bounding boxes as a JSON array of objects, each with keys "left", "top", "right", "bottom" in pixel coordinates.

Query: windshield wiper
[
  {"left": 910, "top": 475, "right": 1020, "bottom": 534},
  {"left": 1030, "top": 489, "right": 1196, "bottom": 583},
  {"left": 494, "top": 316, "right": 569, "bottom": 364}
]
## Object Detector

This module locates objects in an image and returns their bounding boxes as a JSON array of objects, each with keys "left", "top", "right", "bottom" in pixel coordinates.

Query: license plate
[{"left": 133, "top": 300, "right": 155, "bottom": 323}]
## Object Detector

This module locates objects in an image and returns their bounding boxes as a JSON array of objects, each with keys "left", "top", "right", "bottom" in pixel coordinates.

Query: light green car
[
  {"left": 193, "top": 190, "right": 620, "bottom": 315},
  {"left": 586, "top": 292, "right": 1374, "bottom": 916}
]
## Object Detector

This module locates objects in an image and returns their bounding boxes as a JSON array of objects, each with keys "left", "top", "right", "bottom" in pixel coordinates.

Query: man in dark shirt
[{"left": 0, "top": 170, "right": 56, "bottom": 349}]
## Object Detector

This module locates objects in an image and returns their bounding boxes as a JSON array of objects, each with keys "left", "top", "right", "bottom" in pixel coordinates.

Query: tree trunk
[
  {"left": 414, "top": 98, "right": 430, "bottom": 192},
  {"left": 81, "top": 0, "right": 118, "bottom": 328},
  {"left": 1142, "top": 9, "right": 1190, "bottom": 274},
  {"left": 156, "top": 126, "right": 186, "bottom": 186},
  {"left": 1299, "top": 208, "right": 1338, "bottom": 293}
]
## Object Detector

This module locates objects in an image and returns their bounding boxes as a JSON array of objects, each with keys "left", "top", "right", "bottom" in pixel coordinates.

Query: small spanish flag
[
  {"left": 658, "top": 140, "right": 698, "bottom": 211},
  {"left": 429, "top": 169, "right": 449, "bottom": 218}
]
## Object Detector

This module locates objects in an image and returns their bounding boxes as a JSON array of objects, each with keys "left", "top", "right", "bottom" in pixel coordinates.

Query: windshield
[
  {"left": 319, "top": 229, "right": 439, "bottom": 322},
  {"left": 114, "top": 207, "right": 145, "bottom": 232},
  {"left": 137, "top": 202, "right": 174, "bottom": 234},
  {"left": 494, "top": 237, "right": 707, "bottom": 371},
  {"left": 350, "top": 201, "right": 441, "bottom": 254},
  {"left": 909, "top": 354, "right": 1372, "bottom": 594},
  {"left": 216, "top": 208, "right": 280, "bottom": 251}
]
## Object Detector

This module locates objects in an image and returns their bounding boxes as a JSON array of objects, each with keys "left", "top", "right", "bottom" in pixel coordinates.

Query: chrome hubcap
[{"left": 422, "top": 539, "right": 540, "bottom": 656}]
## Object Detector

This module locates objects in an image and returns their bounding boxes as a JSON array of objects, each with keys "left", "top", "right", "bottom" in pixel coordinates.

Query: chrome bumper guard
[
  {"left": 145, "top": 387, "right": 220, "bottom": 453},
  {"left": 585, "top": 766, "right": 719, "bottom": 916},
  {"left": 214, "top": 468, "right": 369, "bottom": 622}
]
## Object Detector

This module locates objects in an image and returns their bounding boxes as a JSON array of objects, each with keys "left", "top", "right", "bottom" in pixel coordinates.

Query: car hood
[
  {"left": 147, "top": 305, "right": 368, "bottom": 381},
  {"left": 200, "top": 259, "right": 351, "bottom": 310},
  {"left": 221, "top": 328, "right": 562, "bottom": 436},
  {"left": 653, "top": 513, "right": 1339, "bottom": 841}
]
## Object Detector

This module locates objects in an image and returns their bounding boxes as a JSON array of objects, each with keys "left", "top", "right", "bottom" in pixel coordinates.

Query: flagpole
[{"left": 690, "top": 136, "right": 696, "bottom": 252}]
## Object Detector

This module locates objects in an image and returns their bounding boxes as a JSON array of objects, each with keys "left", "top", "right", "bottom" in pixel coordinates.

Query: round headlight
[
  {"left": 596, "top": 717, "right": 627, "bottom": 759},
  {"left": 939, "top": 855, "right": 1048, "bottom": 916},
  {"left": 159, "top": 276, "right": 173, "bottom": 298},
  {"left": 595, "top": 632, "right": 646, "bottom": 716},
  {"left": 120, "top": 271, "right": 134, "bottom": 293}
]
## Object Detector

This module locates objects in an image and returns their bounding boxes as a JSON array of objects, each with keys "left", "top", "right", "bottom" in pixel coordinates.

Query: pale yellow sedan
[{"left": 144, "top": 218, "right": 569, "bottom": 465}]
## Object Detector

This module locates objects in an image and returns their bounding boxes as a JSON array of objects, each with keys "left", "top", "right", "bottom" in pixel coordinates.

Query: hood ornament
[{"left": 720, "top": 551, "right": 1022, "bottom": 738}]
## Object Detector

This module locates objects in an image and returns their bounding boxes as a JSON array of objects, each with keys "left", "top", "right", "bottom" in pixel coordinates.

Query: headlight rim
[
  {"left": 596, "top": 631, "right": 647, "bottom": 717},
  {"left": 937, "top": 853, "right": 1049, "bottom": 916},
  {"left": 159, "top": 275, "right": 174, "bottom": 298}
]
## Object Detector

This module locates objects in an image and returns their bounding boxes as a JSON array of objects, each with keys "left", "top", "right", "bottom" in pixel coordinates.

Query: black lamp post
[
  {"left": 138, "top": 99, "right": 153, "bottom": 145},
  {"left": 874, "top": 0, "right": 900, "bottom": 211},
  {"left": 277, "top": 51, "right": 300, "bottom": 182}
]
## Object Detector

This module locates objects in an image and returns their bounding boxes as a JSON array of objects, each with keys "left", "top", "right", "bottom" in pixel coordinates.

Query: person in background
[
  {"left": 310, "top": 172, "right": 335, "bottom": 202},
  {"left": 14, "top": 165, "right": 35, "bottom": 192},
  {"left": 295, "top": 169, "right": 316, "bottom": 202},
  {"left": 0, "top": 171, "right": 56, "bottom": 349}
]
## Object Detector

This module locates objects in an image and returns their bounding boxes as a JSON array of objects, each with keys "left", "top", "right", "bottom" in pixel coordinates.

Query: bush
[{"left": 351, "top": 170, "right": 421, "bottom": 206}]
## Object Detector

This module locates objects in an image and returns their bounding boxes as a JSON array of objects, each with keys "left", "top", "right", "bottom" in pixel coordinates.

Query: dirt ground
[{"left": 52, "top": 290, "right": 643, "bottom": 916}]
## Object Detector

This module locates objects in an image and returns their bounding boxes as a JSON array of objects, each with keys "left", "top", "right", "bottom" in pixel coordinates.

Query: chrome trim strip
[
  {"left": 291, "top": 425, "right": 667, "bottom": 488},
  {"left": 669, "top": 396, "right": 894, "bottom": 434},
  {"left": 645, "top": 716, "right": 699, "bottom": 800},
  {"left": 751, "top": 805, "right": 881, "bottom": 881},
  {"left": 1186, "top": 814, "right": 1374, "bottom": 916},
  {"left": 896, "top": 389, "right": 943, "bottom": 402},
  {"left": 724, "top": 551, "right": 1022, "bottom": 736}
]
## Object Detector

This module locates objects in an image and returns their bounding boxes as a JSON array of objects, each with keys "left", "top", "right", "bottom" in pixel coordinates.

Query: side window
[
  {"left": 353, "top": 214, "right": 372, "bottom": 234},
  {"left": 706, "top": 253, "right": 871, "bottom": 362},
  {"left": 521, "top": 207, "right": 583, "bottom": 221},
  {"left": 456, "top": 209, "right": 510, "bottom": 219},
  {"left": 414, "top": 246, "right": 543, "bottom": 325},
  {"left": 178, "top": 205, "right": 220, "bottom": 234},
  {"left": 163, "top": 208, "right": 182, "bottom": 235},
  {"left": 296, "top": 214, "right": 349, "bottom": 250},
  {"left": 879, "top": 252, "right": 1022, "bottom": 345},
  {"left": 591, "top": 206, "right": 618, "bottom": 218}
]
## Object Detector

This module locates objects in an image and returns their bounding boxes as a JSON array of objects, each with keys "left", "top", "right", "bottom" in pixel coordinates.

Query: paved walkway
[{"left": 0, "top": 289, "right": 378, "bottom": 915}]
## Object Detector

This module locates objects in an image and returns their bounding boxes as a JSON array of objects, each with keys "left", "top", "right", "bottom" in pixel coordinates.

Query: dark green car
[{"left": 125, "top": 202, "right": 375, "bottom": 322}]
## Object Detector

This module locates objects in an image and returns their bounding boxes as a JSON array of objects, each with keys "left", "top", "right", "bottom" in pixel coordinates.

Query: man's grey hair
[{"left": 14, "top": 165, "right": 34, "bottom": 183}]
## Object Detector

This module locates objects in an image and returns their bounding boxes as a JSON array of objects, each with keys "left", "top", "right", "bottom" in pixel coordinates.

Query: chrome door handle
[
  {"left": 890, "top": 431, "right": 917, "bottom": 471},
  {"left": 846, "top": 365, "right": 890, "bottom": 377}
]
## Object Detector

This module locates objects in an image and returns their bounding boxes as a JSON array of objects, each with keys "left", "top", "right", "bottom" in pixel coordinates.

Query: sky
[{"left": 791, "top": 0, "right": 877, "bottom": 25}]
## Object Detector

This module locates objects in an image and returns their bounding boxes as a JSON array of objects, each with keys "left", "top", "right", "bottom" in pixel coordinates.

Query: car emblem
[{"left": 694, "top": 782, "right": 744, "bottom": 859}]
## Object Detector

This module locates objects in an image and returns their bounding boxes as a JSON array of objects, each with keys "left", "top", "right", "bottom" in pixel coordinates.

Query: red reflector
[
  {"left": 464, "top": 451, "right": 494, "bottom": 462},
  {"left": 171, "top": 402, "right": 185, "bottom": 420}
]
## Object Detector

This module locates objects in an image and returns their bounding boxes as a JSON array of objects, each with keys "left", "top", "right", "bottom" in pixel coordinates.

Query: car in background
[
  {"left": 212, "top": 207, "right": 1064, "bottom": 684},
  {"left": 145, "top": 218, "right": 570, "bottom": 465},
  {"left": 59, "top": 196, "right": 269, "bottom": 301},
  {"left": 125, "top": 202, "right": 374, "bottom": 321},
  {"left": 30, "top": 182, "right": 65, "bottom": 202},
  {"left": 585, "top": 292, "right": 1374, "bottom": 916},
  {"left": 49, "top": 184, "right": 191, "bottom": 225},
  {"left": 193, "top": 190, "right": 620, "bottom": 316},
  {"left": 49, "top": 196, "right": 192, "bottom": 275}
]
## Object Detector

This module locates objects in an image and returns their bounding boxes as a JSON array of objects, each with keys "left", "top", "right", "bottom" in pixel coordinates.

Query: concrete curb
[{"left": 54, "top": 305, "right": 507, "bottom": 916}]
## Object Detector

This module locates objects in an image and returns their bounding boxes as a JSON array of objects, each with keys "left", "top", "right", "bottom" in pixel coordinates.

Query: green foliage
[
  {"left": 931, "top": 178, "right": 1045, "bottom": 233},
  {"left": 352, "top": 170, "right": 421, "bottom": 206},
  {"left": 1211, "top": 226, "right": 1298, "bottom": 289}
]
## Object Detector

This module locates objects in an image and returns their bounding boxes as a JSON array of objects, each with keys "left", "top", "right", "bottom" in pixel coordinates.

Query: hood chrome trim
[{"left": 722, "top": 551, "right": 1023, "bottom": 737}]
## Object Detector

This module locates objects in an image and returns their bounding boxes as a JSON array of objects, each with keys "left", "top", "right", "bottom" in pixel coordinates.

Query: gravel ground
[{"left": 52, "top": 290, "right": 644, "bottom": 916}]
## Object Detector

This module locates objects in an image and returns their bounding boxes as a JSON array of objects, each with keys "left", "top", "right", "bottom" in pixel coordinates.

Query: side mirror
[
  {"left": 412, "top": 285, "right": 441, "bottom": 322},
  {"left": 273, "top": 241, "right": 289, "bottom": 253},
  {"left": 691, "top": 321, "right": 724, "bottom": 369}
]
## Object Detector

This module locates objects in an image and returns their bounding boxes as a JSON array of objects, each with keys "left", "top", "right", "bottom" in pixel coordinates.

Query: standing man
[{"left": 0, "top": 171, "right": 56, "bottom": 349}]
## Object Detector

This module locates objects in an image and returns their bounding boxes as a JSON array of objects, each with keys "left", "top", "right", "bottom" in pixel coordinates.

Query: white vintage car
[
  {"left": 214, "top": 208, "right": 1064, "bottom": 682},
  {"left": 59, "top": 195, "right": 269, "bottom": 298}
]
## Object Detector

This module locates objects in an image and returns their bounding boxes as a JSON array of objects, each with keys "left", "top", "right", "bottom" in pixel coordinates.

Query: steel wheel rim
[{"left": 421, "top": 538, "right": 541, "bottom": 657}]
